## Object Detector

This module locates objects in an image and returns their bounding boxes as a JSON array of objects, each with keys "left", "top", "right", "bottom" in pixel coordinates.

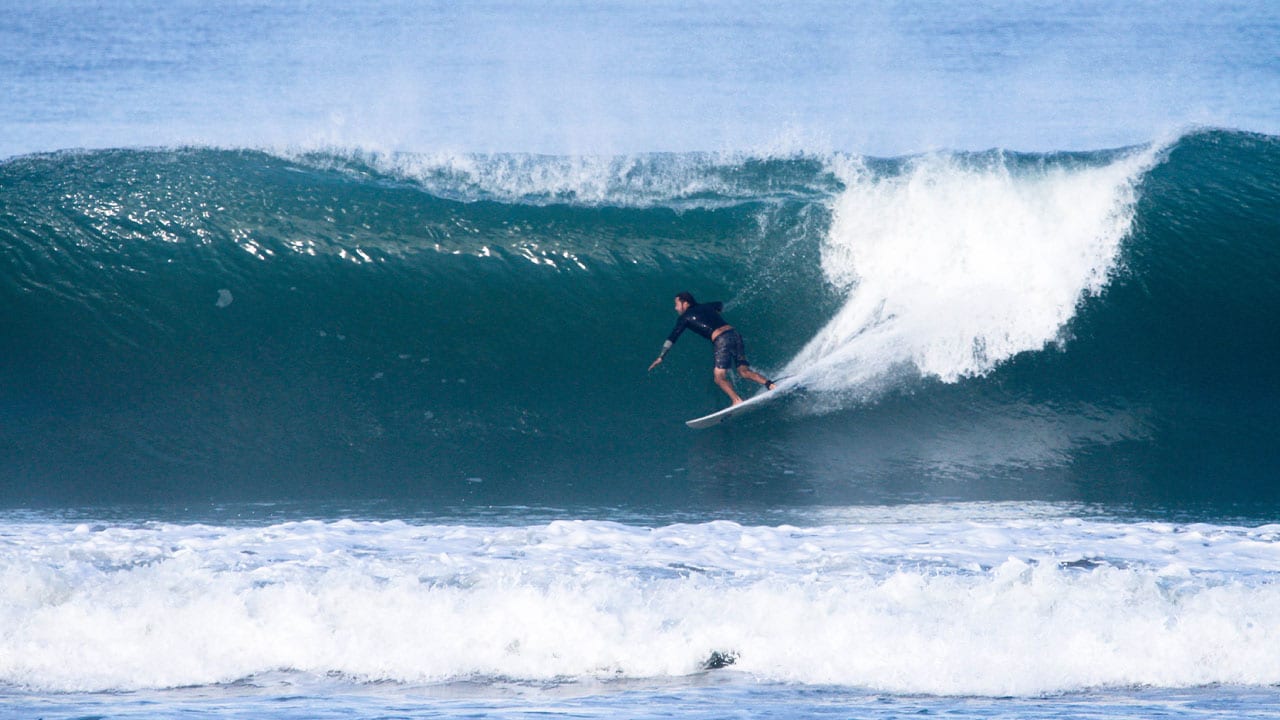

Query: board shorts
[{"left": 712, "top": 329, "right": 749, "bottom": 370}]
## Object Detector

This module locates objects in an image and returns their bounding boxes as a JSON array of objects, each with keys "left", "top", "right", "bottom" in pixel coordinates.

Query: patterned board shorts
[{"left": 712, "top": 329, "right": 749, "bottom": 369}]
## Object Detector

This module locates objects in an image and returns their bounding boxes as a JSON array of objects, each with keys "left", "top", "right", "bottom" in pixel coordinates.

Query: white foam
[
  {"left": 277, "top": 148, "right": 833, "bottom": 209},
  {"left": 3, "top": 508, "right": 1280, "bottom": 695},
  {"left": 784, "top": 147, "right": 1160, "bottom": 393}
]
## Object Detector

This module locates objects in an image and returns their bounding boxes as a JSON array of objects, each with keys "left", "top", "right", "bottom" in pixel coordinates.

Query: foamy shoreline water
[{"left": 4, "top": 505, "right": 1279, "bottom": 696}]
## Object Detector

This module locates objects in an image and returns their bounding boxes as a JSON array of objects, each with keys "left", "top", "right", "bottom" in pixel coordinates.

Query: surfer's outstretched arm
[{"left": 648, "top": 339, "right": 674, "bottom": 371}]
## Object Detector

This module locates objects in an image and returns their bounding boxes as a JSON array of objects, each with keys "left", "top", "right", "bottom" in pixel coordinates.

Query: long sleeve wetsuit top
[{"left": 666, "top": 301, "right": 727, "bottom": 344}]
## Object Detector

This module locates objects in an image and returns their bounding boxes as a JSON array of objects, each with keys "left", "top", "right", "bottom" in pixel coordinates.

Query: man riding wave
[{"left": 648, "top": 291, "right": 775, "bottom": 406}]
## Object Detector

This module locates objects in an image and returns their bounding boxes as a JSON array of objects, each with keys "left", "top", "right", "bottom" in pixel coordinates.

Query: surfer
[{"left": 648, "top": 291, "right": 775, "bottom": 405}]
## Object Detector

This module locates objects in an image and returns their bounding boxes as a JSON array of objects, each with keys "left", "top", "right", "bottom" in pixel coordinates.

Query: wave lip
[
  {"left": 281, "top": 147, "right": 842, "bottom": 209},
  {"left": 3, "top": 513, "right": 1280, "bottom": 695}
]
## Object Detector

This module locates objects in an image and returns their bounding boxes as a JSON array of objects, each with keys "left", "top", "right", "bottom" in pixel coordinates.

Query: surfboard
[{"left": 685, "top": 377, "right": 797, "bottom": 429}]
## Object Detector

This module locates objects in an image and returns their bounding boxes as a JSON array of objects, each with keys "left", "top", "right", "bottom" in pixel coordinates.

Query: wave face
[{"left": 1, "top": 130, "right": 1278, "bottom": 513}]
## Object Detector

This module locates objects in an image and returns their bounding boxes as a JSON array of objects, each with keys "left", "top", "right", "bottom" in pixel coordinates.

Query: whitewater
[
  {"left": 4, "top": 506, "right": 1280, "bottom": 694},
  {"left": 782, "top": 147, "right": 1156, "bottom": 392}
]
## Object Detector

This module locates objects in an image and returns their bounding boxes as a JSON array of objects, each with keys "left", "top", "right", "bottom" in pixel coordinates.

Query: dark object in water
[{"left": 703, "top": 650, "right": 739, "bottom": 670}]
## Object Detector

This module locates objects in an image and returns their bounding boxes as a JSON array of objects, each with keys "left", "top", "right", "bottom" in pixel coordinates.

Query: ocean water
[{"left": 3, "top": 2, "right": 1280, "bottom": 718}]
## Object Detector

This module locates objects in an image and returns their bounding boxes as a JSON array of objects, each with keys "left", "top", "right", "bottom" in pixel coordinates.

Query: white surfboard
[{"left": 685, "top": 377, "right": 797, "bottom": 429}]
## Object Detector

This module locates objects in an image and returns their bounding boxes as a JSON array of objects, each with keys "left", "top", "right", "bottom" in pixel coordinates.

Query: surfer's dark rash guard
[{"left": 658, "top": 301, "right": 726, "bottom": 358}]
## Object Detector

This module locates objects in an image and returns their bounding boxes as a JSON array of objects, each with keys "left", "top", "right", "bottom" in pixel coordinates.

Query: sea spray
[{"left": 783, "top": 147, "right": 1159, "bottom": 393}]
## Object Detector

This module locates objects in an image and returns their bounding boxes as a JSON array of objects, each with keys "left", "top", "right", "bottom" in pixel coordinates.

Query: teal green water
[{"left": 2, "top": 130, "right": 1277, "bottom": 516}]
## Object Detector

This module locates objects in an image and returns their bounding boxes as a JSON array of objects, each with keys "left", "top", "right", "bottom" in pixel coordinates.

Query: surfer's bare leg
[
  {"left": 714, "top": 368, "right": 744, "bottom": 405},
  {"left": 737, "top": 364, "right": 775, "bottom": 390}
]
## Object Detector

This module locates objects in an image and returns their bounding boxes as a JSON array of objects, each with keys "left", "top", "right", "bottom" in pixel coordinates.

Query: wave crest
[{"left": 785, "top": 146, "right": 1159, "bottom": 389}]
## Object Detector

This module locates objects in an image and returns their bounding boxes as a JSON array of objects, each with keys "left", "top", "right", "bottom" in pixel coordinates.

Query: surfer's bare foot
[{"left": 765, "top": 380, "right": 776, "bottom": 390}]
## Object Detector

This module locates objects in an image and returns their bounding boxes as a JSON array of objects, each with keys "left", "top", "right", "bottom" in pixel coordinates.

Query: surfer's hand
[{"left": 648, "top": 357, "right": 663, "bottom": 371}]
